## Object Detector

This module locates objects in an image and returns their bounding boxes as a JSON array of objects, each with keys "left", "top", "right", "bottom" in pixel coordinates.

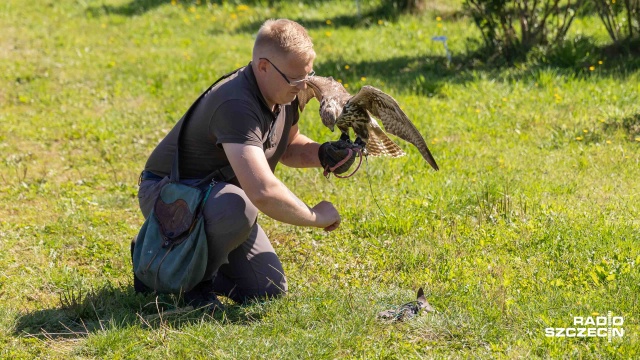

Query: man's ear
[{"left": 255, "top": 57, "right": 269, "bottom": 75}]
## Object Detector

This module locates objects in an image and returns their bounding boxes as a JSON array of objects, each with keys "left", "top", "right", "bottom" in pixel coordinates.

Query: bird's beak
[{"left": 330, "top": 125, "right": 335, "bottom": 132}]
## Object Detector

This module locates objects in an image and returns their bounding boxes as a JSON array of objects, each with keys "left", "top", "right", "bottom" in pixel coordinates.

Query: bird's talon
[{"left": 339, "top": 133, "right": 351, "bottom": 143}]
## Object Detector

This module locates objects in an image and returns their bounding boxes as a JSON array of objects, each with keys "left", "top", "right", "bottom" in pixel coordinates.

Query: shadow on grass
[
  {"left": 12, "top": 282, "right": 265, "bottom": 339},
  {"left": 86, "top": 0, "right": 336, "bottom": 17},
  {"left": 309, "top": 35, "right": 640, "bottom": 98}
]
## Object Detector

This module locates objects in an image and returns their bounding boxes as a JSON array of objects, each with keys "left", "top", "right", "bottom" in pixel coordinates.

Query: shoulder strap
[{"left": 170, "top": 67, "right": 242, "bottom": 183}]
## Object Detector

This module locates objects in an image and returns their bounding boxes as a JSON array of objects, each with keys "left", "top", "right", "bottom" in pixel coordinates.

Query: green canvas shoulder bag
[{"left": 132, "top": 69, "right": 239, "bottom": 293}]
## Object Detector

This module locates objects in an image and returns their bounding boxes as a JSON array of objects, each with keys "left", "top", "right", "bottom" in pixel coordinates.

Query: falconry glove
[{"left": 318, "top": 140, "right": 361, "bottom": 175}]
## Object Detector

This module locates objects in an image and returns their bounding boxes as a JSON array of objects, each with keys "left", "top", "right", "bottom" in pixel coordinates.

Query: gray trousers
[{"left": 137, "top": 177, "right": 287, "bottom": 303}]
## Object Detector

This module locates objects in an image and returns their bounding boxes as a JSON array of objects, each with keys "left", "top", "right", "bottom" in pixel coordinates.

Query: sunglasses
[{"left": 260, "top": 57, "right": 315, "bottom": 86}]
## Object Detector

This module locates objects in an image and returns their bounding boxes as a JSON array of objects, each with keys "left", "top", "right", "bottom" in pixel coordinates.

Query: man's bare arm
[
  {"left": 279, "top": 124, "right": 322, "bottom": 168},
  {"left": 223, "top": 142, "right": 340, "bottom": 231}
]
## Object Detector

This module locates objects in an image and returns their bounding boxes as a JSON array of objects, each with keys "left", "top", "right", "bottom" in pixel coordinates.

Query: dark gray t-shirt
[{"left": 144, "top": 64, "right": 299, "bottom": 185}]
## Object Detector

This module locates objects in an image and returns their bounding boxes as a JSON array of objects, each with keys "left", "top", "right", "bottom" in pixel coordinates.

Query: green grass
[{"left": 1, "top": 0, "right": 639, "bottom": 358}]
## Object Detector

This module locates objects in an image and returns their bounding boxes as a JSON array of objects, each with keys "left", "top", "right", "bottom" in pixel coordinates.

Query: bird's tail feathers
[{"left": 366, "top": 125, "right": 405, "bottom": 157}]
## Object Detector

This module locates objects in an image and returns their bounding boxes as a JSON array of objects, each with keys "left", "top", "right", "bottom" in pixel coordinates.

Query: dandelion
[
  {"left": 377, "top": 19, "right": 383, "bottom": 25},
  {"left": 230, "top": 13, "right": 237, "bottom": 19},
  {"left": 636, "top": 137, "right": 640, "bottom": 142},
  {"left": 437, "top": 23, "right": 443, "bottom": 28},
  {"left": 592, "top": 312, "right": 600, "bottom": 316},
  {"left": 337, "top": 79, "right": 343, "bottom": 83},
  {"left": 326, "top": 19, "right": 332, "bottom": 25},
  {"left": 344, "top": 64, "right": 350, "bottom": 70},
  {"left": 325, "top": 31, "right": 332, "bottom": 37},
  {"left": 171, "top": 0, "right": 176, "bottom": 5},
  {"left": 598, "top": 60, "right": 603, "bottom": 65},
  {"left": 436, "top": 16, "right": 442, "bottom": 21},
  {"left": 360, "top": 76, "right": 366, "bottom": 81},
  {"left": 101, "top": 23, "right": 107, "bottom": 28},
  {"left": 237, "top": 4, "right": 249, "bottom": 11},
  {"left": 583, "top": 129, "right": 588, "bottom": 133},
  {"left": 576, "top": 136, "right": 583, "bottom": 141},
  {"left": 475, "top": 109, "right": 481, "bottom": 113},
  {"left": 589, "top": 66, "right": 595, "bottom": 71},
  {"left": 502, "top": 97, "right": 507, "bottom": 102},
  {"left": 188, "top": 6, "right": 196, "bottom": 12},
  {"left": 606, "top": 140, "right": 612, "bottom": 144},
  {"left": 344, "top": 83, "right": 349, "bottom": 88}
]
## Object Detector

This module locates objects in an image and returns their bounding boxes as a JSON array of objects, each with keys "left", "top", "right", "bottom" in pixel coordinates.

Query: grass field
[{"left": 1, "top": 0, "right": 639, "bottom": 358}]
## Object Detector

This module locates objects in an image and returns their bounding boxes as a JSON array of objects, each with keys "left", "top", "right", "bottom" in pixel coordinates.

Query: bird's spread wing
[{"left": 349, "top": 85, "right": 439, "bottom": 170}]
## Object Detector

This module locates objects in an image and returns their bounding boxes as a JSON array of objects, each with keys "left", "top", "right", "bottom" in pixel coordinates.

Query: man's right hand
[{"left": 311, "top": 200, "right": 341, "bottom": 232}]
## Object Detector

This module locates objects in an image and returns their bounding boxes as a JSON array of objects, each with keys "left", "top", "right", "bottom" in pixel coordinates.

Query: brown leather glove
[{"left": 318, "top": 140, "right": 361, "bottom": 175}]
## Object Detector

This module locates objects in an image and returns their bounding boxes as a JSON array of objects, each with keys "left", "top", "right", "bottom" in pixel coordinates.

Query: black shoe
[
  {"left": 133, "top": 273, "right": 152, "bottom": 294},
  {"left": 184, "top": 280, "right": 224, "bottom": 313}
]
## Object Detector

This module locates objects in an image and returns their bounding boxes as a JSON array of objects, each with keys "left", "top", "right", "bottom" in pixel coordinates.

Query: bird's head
[{"left": 319, "top": 98, "right": 342, "bottom": 132}]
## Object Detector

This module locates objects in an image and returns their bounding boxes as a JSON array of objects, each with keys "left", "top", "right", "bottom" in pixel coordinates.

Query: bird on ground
[
  {"left": 377, "top": 287, "right": 435, "bottom": 321},
  {"left": 297, "top": 76, "right": 439, "bottom": 171}
]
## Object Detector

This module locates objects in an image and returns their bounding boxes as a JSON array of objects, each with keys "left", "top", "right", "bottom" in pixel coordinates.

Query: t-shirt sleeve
[{"left": 212, "top": 99, "right": 265, "bottom": 148}]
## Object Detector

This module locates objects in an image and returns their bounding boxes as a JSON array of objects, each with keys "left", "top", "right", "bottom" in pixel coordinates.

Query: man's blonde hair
[{"left": 253, "top": 19, "right": 315, "bottom": 62}]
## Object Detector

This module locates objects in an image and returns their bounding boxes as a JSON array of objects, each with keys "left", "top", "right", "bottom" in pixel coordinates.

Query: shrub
[
  {"left": 593, "top": 0, "right": 640, "bottom": 42},
  {"left": 464, "top": 0, "right": 585, "bottom": 62}
]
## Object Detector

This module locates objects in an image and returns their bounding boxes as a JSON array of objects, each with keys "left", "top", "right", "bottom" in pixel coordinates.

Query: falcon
[{"left": 297, "top": 76, "right": 439, "bottom": 171}]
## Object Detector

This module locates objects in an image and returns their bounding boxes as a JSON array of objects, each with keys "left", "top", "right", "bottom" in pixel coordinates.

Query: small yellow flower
[
  {"left": 635, "top": 137, "right": 640, "bottom": 142},
  {"left": 325, "top": 31, "right": 331, "bottom": 37},
  {"left": 237, "top": 4, "right": 249, "bottom": 11},
  {"left": 475, "top": 109, "right": 481, "bottom": 113},
  {"left": 344, "top": 83, "right": 349, "bottom": 88},
  {"left": 437, "top": 23, "right": 443, "bottom": 28},
  {"left": 576, "top": 136, "right": 583, "bottom": 141},
  {"left": 436, "top": 16, "right": 442, "bottom": 21},
  {"left": 188, "top": 6, "right": 196, "bottom": 12},
  {"left": 171, "top": 0, "right": 176, "bottom": 5},
  {"left": 592, "top": 312, "right": 600, "bottom": 316},
  {"left": 326, "top": 19, "right": 332, "bottom": 25},
  {"left": 230, "top": 13, "right": 237, "bottom": 19},
  {"left": 502, "top": 97, "right": 507, "bottom": 102},
  {"left": 344, "top": 64, "right": 350, "bottom": 70},
  {"left": 101, "top": 23, "right": 107, "bottom": 28},
  {"left": 211, "top": 16, "right": 216, "bottom": 21},
  {"left": 377, "top": 19, "right": 383, "bottom": 25},
  {"left": 337, "top": 79, "right": 343, "bottom": 83},
  {"left": 589, "top": 66, "right": 595, "bottom": 71},
  {"left": 598, "top": 60, "right": 603, "bottom": 65},
  {"left": 583, "top": 129, "right": 588, "bottom": 133},
  {"left": 606, "top": 140, "right": 612, "bottom": 144},
  {"left": 360, "top": 76, "right": 366, "bottom": 81}
]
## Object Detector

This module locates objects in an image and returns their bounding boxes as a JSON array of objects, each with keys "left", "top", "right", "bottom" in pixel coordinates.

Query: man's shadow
[{"left": 13, "top": 282, "right": 265, "bottom": 339}]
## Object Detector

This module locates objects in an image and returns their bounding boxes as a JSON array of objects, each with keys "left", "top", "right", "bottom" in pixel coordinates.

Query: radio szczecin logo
[{"left": 545, "top": 311, "right": 624, "bottom": 342}]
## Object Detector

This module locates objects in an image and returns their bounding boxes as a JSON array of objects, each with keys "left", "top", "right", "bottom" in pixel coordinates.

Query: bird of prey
[
  {"left": 297, "top": 76, "right": 439, "bottom": 171},
  {"left": 377, "top": 287, "right": 435, "bottom": 321}
]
